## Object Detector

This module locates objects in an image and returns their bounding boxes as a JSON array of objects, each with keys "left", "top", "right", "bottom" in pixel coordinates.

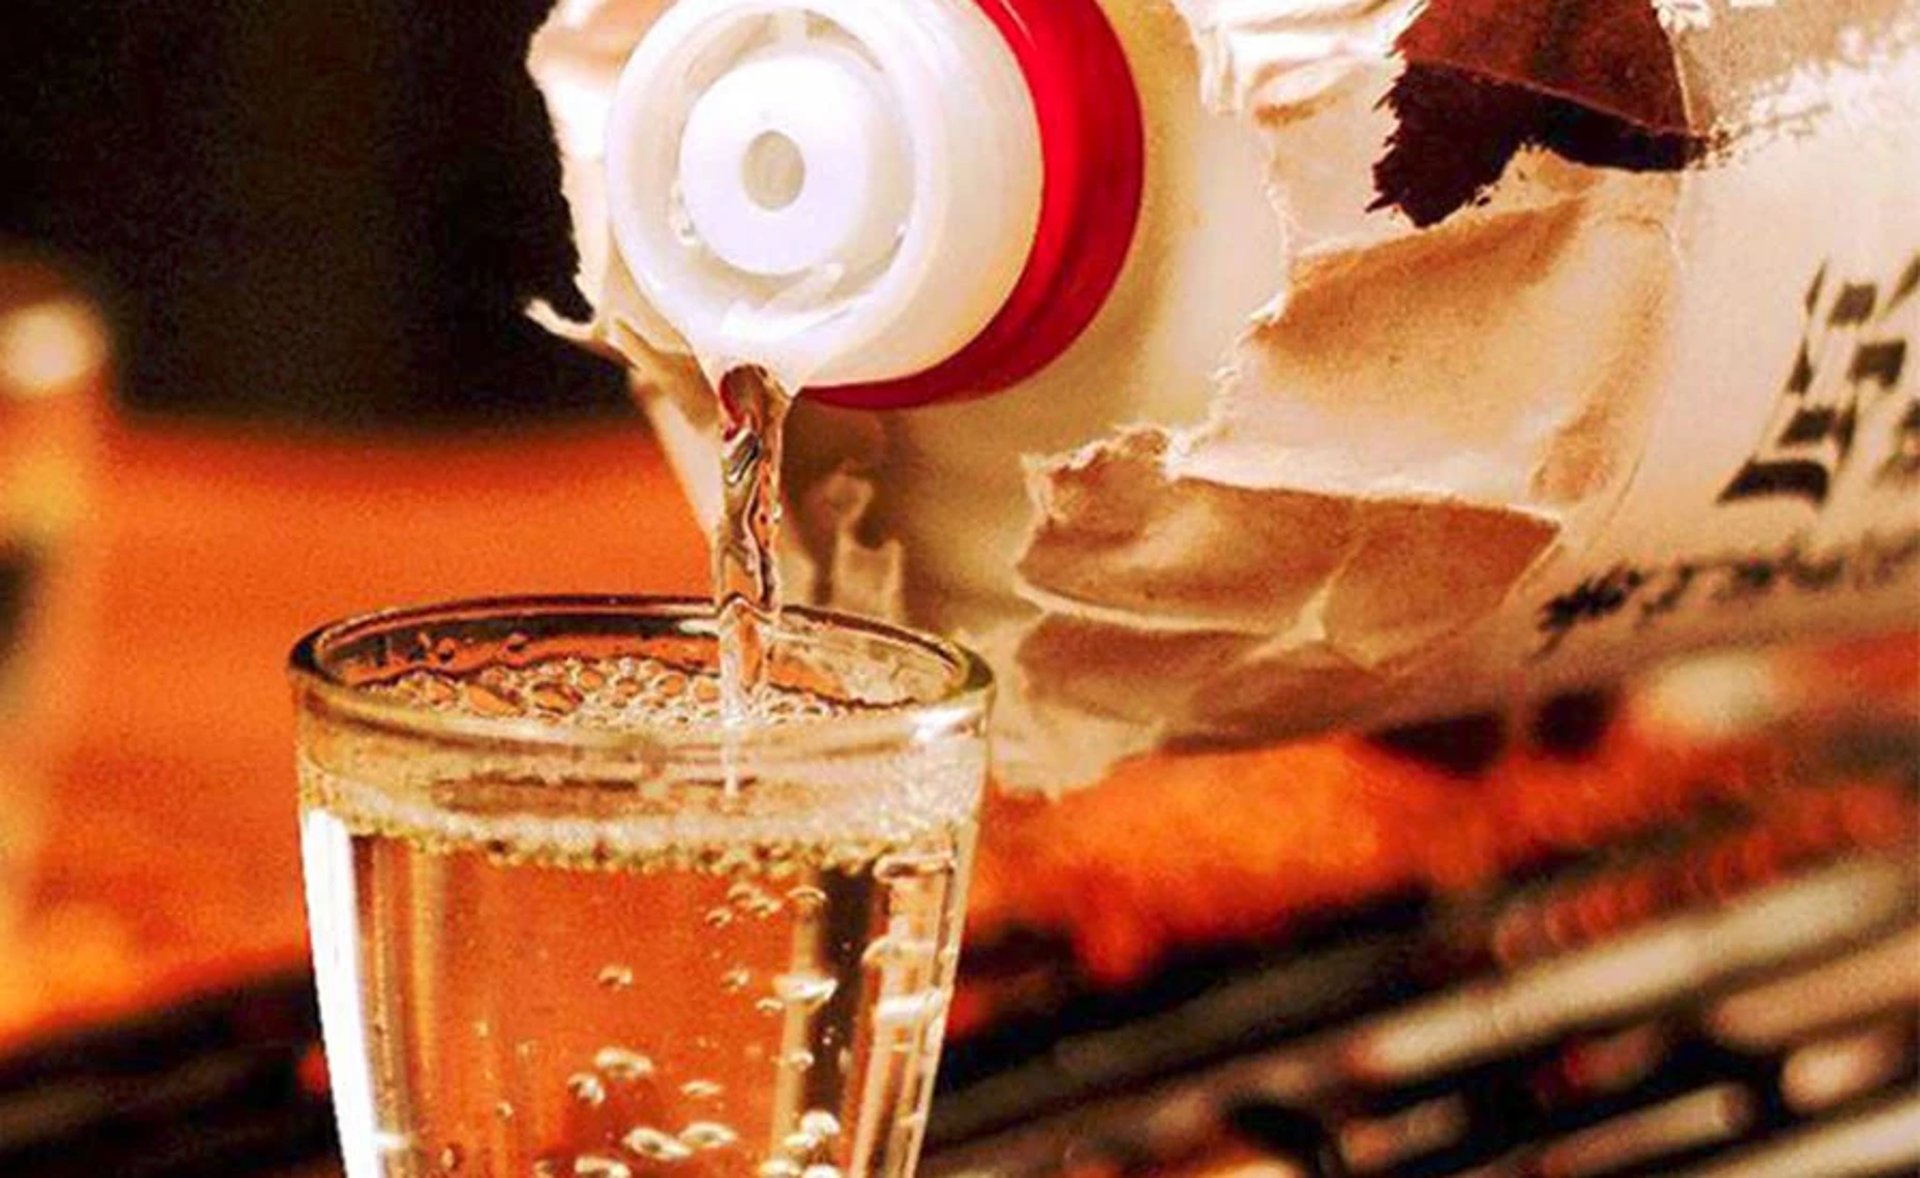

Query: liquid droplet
[
  {"left": 593, "top": 1046, "right": 656, "bottom": 1082},
  {"left": 679, "top": 1121, "right": 739, "bottom": 1150},
  {"left": 621, "top": 1128, "right": 692, "bottom": 1162},
  {"left": 574, "top": 1155, "right": 633, "bottom": 1177},
  {"left": 799, "top": 1110, "right": 841, "bottom": 1140},
  {"left": 567, "top": 1071, "right": 608, "bottom": 1107},
  {"left": 680, "top": 1079, "right": 724, "bottom": 1100},
  {"left": 598, "top": 964, "right": 635, "bottom": 990}
]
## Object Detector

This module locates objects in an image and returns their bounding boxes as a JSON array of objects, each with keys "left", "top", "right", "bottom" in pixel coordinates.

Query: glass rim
[{"left": 288, "top": 594, "right": 993, "bottom": 757}]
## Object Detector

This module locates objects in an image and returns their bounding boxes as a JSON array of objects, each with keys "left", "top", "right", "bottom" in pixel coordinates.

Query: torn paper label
[{"left": 530, "top": 0, "right": 1920, "bottom": 788}]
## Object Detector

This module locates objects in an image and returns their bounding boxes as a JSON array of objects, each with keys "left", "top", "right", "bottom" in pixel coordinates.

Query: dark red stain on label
[{"left": 1373, "top": 0, "right": 1712, "bottom": 227}]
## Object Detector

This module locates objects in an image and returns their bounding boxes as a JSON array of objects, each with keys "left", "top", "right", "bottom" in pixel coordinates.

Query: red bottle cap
[{"left": 813, "top": 0, "right": 1145, "bottom": 409}]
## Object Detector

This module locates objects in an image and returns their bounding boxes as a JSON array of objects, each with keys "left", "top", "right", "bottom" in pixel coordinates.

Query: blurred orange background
[{"left": 1, "top": 411, "right": 708, "bottom": 1050}]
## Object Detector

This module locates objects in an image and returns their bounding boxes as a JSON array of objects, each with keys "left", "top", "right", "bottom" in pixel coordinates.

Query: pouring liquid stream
[{"left": 712, "top": 364, "right": 795, "bottom": 771}]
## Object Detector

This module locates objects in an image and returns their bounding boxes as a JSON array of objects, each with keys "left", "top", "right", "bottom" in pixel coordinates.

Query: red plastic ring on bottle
[{"left": 811, "top": 0, "right": 1145, "bottom": 410}]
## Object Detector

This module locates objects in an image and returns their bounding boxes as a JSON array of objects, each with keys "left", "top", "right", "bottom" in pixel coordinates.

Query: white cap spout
[{"left": 604, "top": 0, "right": 1044, "bottom": 389}]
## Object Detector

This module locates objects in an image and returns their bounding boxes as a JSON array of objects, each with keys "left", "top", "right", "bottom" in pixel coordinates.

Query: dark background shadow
[{"left": 0, "top": 0, "right": 624, "bottom": 429}]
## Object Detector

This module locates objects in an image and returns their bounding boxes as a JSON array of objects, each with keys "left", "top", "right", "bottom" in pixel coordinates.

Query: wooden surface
[{"left": 0, "top": 414, "right": 708, "bottom": 1049}]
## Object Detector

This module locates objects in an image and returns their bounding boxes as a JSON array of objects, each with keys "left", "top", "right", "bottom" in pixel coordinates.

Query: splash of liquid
[{"left": 712, "top": 365, "right": 795, "bottom": 728}]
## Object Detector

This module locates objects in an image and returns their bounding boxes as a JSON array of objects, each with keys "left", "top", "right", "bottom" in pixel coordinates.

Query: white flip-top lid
[{"left": 604, "top": 0, "right": 1044, "bottom": 388}]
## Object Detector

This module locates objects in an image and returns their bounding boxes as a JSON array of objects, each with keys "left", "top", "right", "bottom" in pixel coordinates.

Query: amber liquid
[
  {"left": 712, "top": 366, "right": 792, "bottom": 728},
  {"left": 302, "top": 745, "right": 976, "bottom": 1178}
]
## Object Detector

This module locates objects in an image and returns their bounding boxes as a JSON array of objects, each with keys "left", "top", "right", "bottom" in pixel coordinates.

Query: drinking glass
[{"left": 292, "top": 596, "right": 992, "bottom": 1177}]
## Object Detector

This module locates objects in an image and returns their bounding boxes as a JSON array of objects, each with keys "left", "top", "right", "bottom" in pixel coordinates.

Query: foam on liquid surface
[
  {"left": 371, "top": 653, "right": 861, "bottom": 728},
  {"left": 300, "top": 655, "right": 980, "bottom": 878}
]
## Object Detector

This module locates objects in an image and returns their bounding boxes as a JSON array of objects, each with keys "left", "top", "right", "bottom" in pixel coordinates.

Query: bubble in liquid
[
  {"left": 593, "top": 1046, "right": 657, "bottom": 1082},
  {"left": 876, "top": 991, "right": 947, "bottom": 1028},
  {"left": 782, "top": 1129, "right": 816, "bottom": 1153},
  {"left": 438, "top": 1144, "right": 463, "bottom": 1171},
  {"left": 531, "top": 681, "right": 584, "bottom": 715},
  {"left": 574, "top": 1154, "right": 633, "bottom": 1177},
  {"left": 533, "top": 1161, "right": 561, "bottom": 1178},
  {"left": 721, "top": 967, "right": 751, "bottom": 992},
  {"left": 493, "top": 1100, "right": 515, "bottom": 1121},
  {"left": 758, "top": 1162, "right": 804, "bottom": 1178},
  {"left": 681, "top": 1079, "right": 724, "bottom": 1100},
  {"left": 755, "top": 997, "right": 784, "bottom": 1017},
  {"left": 598, "top": 964, "right": 635, "bottom": 990},
  {"left": 802, "top": 1166, "right": 843, "bottom": 1178},
  {"left": 875, "top": 850, "right": 951, "bottom": 882},
  {"left": 778, "top": 1048, "right": 816, "bottom": 1070},
  {"left": 799, "top": 1110, "right": 841, "bottom": 1140},
  {"left": 786, "top": 885, "right": 828, "bottom": 912},
  {"left": 860, "top": 936, "right": 934, "bottom": 969},
  {"left": 704, "top": 907, "right": 735, "bottom": 928},
  {"left": 679, "top": 1121, "right": 739, "bottom": 1150},
  {"left": 622, "top": 1128, "right": 692, "bottom": 1162},
  {"left": 463, "top": 682, "right": 521, "bottom": 718},
  {"left": 432, "top": 636, "right": 460, "bottom": 664},
  {"left": 567, "top": 1072, "right": 609, "bottom": 1107},
  {"left": 772, "top": 973, "right": 837, "bottom": 1009},
  {"left": 745, "top": 895, "right": 783, "bottom": 919}
]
